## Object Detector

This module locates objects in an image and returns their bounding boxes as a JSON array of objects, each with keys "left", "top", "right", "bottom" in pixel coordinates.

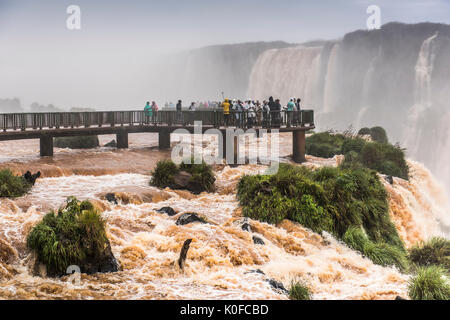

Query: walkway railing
[{"left": 0, "top": 110, "right": 314, "bottom": 132}]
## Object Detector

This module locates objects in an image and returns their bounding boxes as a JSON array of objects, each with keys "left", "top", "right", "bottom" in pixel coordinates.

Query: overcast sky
[{"left": 1, "top": 0, "right": 450, "bottom": 109}]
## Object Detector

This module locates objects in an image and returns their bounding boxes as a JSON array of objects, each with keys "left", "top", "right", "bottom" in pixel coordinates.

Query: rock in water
[
  {"left": 245, "top": 269, "right": 265, "bottom": 275},
  {"left": 178, "top": 239, "right": 192, "bottom": 270},
  {"left": 23, "top": 171, "right": 41, "bottom": 185},
  {"left": 80, "top": 240, "right": 119, "bottom": 274},
  {"left": 105, "top": 193, "right": 118, "bottom": 204},
  {"left": 175, "top": 213, "right": 205, "bottom": 226},
  {"left": 266, "top": 278, "right": 288, "bottom": 294},
  {"left": 385, "top": 175, "right": 394, "bottom": 185},
  {"left": 104, "top": 140, "right": 117, "bottom": 148},
  {"left": 242, "top": 222, "right": 251, "bottom": 232},
  {"left": 173, "top": 171, "right": 192, "bottom": 189},
  {"left": 252, "top": 236, "right": 265, "bottom": 245},
  {"left": 156, "top": 207, "right": 177, "bottom": 216}
]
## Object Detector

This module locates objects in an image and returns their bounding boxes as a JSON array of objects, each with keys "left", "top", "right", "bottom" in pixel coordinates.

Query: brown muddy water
[{"left": 0, "top": 132, "right": 449, "bottom": 300}]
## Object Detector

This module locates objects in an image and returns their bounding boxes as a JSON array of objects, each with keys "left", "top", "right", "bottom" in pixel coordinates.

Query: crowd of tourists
[{"left": 144, "top": 97, "right": 303, "bottom": 128}]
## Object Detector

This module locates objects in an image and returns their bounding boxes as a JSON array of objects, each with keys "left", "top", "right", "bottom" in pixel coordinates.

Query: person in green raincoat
[{"left": 144, "top": 101, "right": 152, "bottom": 124}]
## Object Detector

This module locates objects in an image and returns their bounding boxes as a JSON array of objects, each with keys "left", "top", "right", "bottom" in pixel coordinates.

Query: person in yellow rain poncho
[{"left": 222, "top": 98, "right": 230, "bottom": 126}]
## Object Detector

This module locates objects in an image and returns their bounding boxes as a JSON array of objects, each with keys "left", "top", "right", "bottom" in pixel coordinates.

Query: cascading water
[
  {"left": 402, "top": 33, "right": 438, "bottom": 160},
  {"left": 247, "top": 46, "right": 322, "bottom": 105},
  {"left": 0, "top": 134, "right": 448, "bottom": 299}
]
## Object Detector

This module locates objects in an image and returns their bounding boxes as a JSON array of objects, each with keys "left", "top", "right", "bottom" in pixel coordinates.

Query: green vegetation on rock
[
  {"left": 54, "top": 135, "right": 100, "bottom": 149},
  {"left": 408, "top": 266, "right": 450, "bottom": 300},
  {"left": 343, "top": 227, "right": 409, "bottom": 271},
  {"left": 288, "top": 280, "right": 311, "bottom": 300},
  {"left": 27, "top": 196, "right": 117, "bottom": 277},
  {"left": 150, "top": 159, "right": 215, "bottom": 194},
  {"left": 358, "top": 126, "right": 389, "bottom": 144},
  {"left": 0, "top": 169, "right": 32, "bottom": 198},
  {"left": 237, "top": 163, "right": 407, "bottom": 270},
  {"left": 408, "top": 237, "right": 450, "bottom": 271},
  {"left": 150, "top": 160, "right": 180, "bottom": 188},
  {"left": 306, "top": 131, "right": 409, "bottom": 179}
]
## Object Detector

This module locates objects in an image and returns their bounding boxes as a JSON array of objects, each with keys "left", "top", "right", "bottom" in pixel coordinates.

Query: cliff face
[{"left": 246, "top": 22, "right": 450, "bottom": 197}]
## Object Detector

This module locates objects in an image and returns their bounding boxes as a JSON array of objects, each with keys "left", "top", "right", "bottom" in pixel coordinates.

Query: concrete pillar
[
  {"left": 219, "top": 131, "right": 226, "bottom": 160},
  {"left": 293, "top": 130, "right": 306, "bottom": 163},
  {"left": 223, "top": 129, "right": 241, "bottom": 165},
  {"left": 40, "top": 135, "right": 53, "bottom": 157},
  {"left": 116, "top": 131, "right": 129, "bottom": 149},
  {"left": 159, "top": 129, "right": 171, "bottom": 149}
]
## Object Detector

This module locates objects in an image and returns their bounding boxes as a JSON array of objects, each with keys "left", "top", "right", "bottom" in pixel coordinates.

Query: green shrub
[
  {"left": 305, "top": 132, "right": 346, "bottom": 158},
  {"left": 150, "top": 159, "right": 215, "bottom": 193},
  {"left": 289, "top": 280, "right": 311, "bottom": 300},
  {"left": 54, "top": 136, "right": 99, "bottom": 149},
  {"left": 341, "top": 137, "right": 366, "bottom": 154},
  {"left": 358, "top": 127, "right": 371, "bottom": 135},
  {"left": 27, "top": 196, "right": 111, "bottom": 276},
  {"left": 307, "top": 131, "right": 409, "bottom": 179},
  {"left": 409, "top": 237, "right": 450, "bottom": 271},
  {"left": 408, "top": 266, "right": 450, "bottom": 300},
  {"left": 150, "top": 160, "right": 179, "bottom": 188},
  {"left": 359, "top": 142, "right": 409, "bottom": 179},
  {"left": 179, "top": 161, "right": 215, "bottom": 193},
  {"left": 237, "top": 164, "right": 407, "bottom": 270},
  {"left": 0, "top": 169, "right": 32, "bottom": 198},
  {"left": 369, "top": 127, "right": 389, "bottom": 144},
  {"left": 307, "top": 143, "right": 341, "bottom": 158}
]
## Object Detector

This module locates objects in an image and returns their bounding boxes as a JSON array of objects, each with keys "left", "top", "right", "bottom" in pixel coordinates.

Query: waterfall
[
  {"left": 322, "top": 44, "right": 339, "bottom": 114},
  {"left": 246, "top": 46, "right": 322, "bottom": 104},
  {"left": 402, "top": 33, "right": 439, "bottom": 172}
]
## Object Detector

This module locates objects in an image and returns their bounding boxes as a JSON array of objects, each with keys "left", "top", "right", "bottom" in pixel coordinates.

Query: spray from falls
[{"left": 247, "top": 46, "right": 322, "bottom": 104}]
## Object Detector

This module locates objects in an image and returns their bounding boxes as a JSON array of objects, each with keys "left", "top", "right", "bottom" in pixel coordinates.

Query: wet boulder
[
  {"left": 245, "top": 269, "right": 265, "bottom": 275},
  {"left": 79, "top": 240, "right": 119, "bottom": 274},
  {"left": 173, "top": 171, "right": 192, "bottom": 189},
  {"left": 242, "top": 222, "right": 251, "bottom": 232},
  {"left": 104, "top": 140, "right": 117, "bottom": 148},
  {"left": 105, "top": 193, "right": 118, "bottom": 204},
  {"left": 385, "top": 175, "right": 394, "bottom": 185},
  {"left": 175, "top": 213, "right": 206, "bottom": 226},
  {"left": 266, "top": 278, "right": 288, "bottom": 294},
  {"left": 252, "top": 236, "right": 265, "bottom": 245},
  {"left": 156, "top": 206, "right": 177, "bottom": 216},
  {"left": 23, "top": 171, "right": 41, "bottom": 186}
]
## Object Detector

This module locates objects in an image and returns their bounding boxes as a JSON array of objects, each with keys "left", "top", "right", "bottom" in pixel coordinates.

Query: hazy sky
[{"left": 1, "top": 0, "right": 450, "bottom": 109}]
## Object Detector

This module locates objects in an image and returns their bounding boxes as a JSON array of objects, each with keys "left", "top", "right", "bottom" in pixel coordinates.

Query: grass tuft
[
  {"left": 409, "top": 237, "right": 450, "bottom": 271},
  {"left": 289, "top": 280, "right": 312, "bottom": 300},
  {"left": 408, "top": 266, "right": 450, "bottom": 300}
]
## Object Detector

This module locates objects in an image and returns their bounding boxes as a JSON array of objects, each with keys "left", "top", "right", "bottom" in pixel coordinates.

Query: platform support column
[
  {"left": 159, "top": 129, "right": 171, "bottom": 149},
  {"left": 116, "top": 131, "right": 129, "bottom": 149},
  {"left": 40, "top": 135, "right": 53, "bottom": 157},
  {"left": 293, "top": 130, "right": 306, "bottom": 163}
]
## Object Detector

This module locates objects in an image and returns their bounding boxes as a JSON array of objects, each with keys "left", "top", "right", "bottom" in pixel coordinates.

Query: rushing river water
[{"left": 0, "top": 133, "right": 449, "bottom": 300}]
